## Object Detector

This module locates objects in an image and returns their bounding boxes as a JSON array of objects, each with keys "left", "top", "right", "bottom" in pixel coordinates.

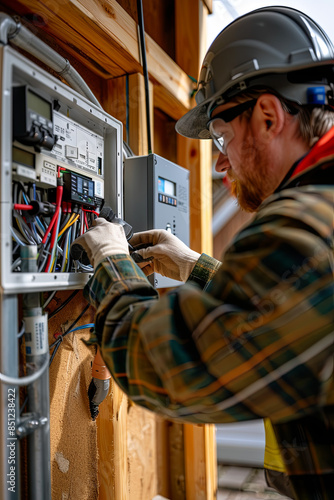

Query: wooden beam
[
  {"left": 97, "top": 383, "right": 128, "bottom": 500},
  {"left": 155, "top": 417, "right": 171, "bottom": 499},
  {"left": 102, "top": 76, "right": 128, "bottom": 141},
  {"left": 184, "top": 424, "right": 217, "bottom": 500},
  {"left": 177, "top": 137, "right": 213, "bottom": 255},
  {"left": 169, "top": 422, "right": 186, "bottom": 500},
  {"left": 128, "top": 73, "right": 153, "bottom": 156},
  {"left": 2, "top": 0, "right": 192, "bottom": 118},
  {"left": 176, "top": 2, "right": 217, "bottom": 499},
  {"left": 201, "top": 0, "right": 213, "bottom": 15},
  {"left": 154, "top": 84, "right": 189, "bottom": 122},
  {"left": 175, "top": 0, "right": 213, "bottom": 255}
]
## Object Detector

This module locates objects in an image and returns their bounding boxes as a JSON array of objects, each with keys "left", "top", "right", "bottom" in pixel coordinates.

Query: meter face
[
  {"left": 27, "top": 89, "right": 52, "bottom": 120},
  {"left": 124, "top": 154, "right": 190, "bottom": 288}
]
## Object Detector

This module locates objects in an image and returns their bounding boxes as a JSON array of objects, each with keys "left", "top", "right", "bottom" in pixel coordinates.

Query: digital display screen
[
  {"left": 77, "top": 176, "right": 83, "bottom": 193},
  {"left": 12, "top": 146, "right": 35, "bottom": 168},
  {"left": 27, "top": 89, "right": 52, "bottom": 120},
  {"left": 158, "top": 176, "right": 176, "bottom": 196},
  {"left": 76, "top": 175, "right": 94, "bottom": 197}
]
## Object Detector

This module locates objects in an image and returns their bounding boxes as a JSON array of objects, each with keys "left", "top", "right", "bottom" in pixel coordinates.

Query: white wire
[
  {"left": 66, "top": 227, "right": 72, "bottom": 272},
  {"left": 17, "top": 321, "right": 25, "bottom": 338},
  {"left": 0, "top": 356, "right": 49, "bottom": 386},
  {"left": 61, "top": 229, "right": 70, "bottom": 272},
  {"left": 76, "top": 262, "right": 93, "bottom": 272},
  {"left": 14, "top": 214, "right": 36, "bottom": 244},
  {"left": 43, "top": 291, "right": 57, "bottom": 309},
  {"left": 10, "top": 226, "right": 27, "bottom": 245},
  {"left": 11, "top": 257, "right": 22, "bottom": 271}
]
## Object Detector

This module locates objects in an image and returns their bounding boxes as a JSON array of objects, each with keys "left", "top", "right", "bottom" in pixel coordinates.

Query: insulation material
[
  {"left": 47, "top": 290, "right": 166, "bottom": 500},
  {"left": 48, "top": 292, "right": 98, "bottom": 500}
]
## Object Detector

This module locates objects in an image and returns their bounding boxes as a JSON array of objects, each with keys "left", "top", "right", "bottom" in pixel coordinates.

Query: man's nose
[{"left": 215, "top": 152, "right": 229, "bottom": 173}]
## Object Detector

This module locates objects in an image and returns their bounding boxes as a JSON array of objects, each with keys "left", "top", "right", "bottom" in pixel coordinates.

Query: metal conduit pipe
[
  {"left": 0, "top": 13, "right": 101, "bottom": 109},
  {"left": 0, "top": 12, "right": 18, "bottom": 42}
]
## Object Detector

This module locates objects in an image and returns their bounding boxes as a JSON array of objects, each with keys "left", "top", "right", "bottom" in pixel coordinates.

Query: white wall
[{"left": 208, "top": 0, "right": 334, "bottom": 47}]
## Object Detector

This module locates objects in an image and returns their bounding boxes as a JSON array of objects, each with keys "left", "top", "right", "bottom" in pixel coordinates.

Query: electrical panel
[
  {"left": 124, "top": 154, "right": 190, "bottom": 288},
  {"left": 0, "top": 45, "right": 123, "bottom": 293}
]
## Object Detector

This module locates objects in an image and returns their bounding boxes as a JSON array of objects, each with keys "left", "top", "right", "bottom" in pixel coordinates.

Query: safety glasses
[{"left": 207, "top": 99, "right": 257, "bottom": 154}]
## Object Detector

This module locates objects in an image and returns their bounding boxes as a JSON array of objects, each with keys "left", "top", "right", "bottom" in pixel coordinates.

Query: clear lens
[
  {"left": 213, "top": 136, "right": 226, "bottom": 155},
  {"left": 209, "top": 119, "right": 234, "bottom": 155}
]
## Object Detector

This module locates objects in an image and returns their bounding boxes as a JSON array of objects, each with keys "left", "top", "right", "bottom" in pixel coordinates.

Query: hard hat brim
[
  {"left": 176, "top": 60, "right": 334, "bottom": 140},
  {"left": 175, "top": 103, "right": 211, "bottom": 140}
]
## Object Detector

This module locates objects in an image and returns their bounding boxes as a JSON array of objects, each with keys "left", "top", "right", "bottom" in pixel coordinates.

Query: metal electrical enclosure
[
  {"left": 124, "top": 154, "right": 190, "bottom": 288},
  {"left": 0, "top": 41, "right": 123, "bottom": 500},
  {"left": 0, "top": 45, "right": 123, "bottom": 294}
]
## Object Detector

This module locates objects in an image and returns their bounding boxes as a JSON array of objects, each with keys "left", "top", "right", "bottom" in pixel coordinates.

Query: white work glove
[
  {"left": 71, "top": 218, "right": 129, "bottom": 269},
  {"left": 130, "top": 229, "right": 200, "bottom": 282}
]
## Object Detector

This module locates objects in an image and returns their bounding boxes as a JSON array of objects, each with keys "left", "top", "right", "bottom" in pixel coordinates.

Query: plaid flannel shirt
[{"left": 84, "top": 128, "right": 334, "bottom": 500}]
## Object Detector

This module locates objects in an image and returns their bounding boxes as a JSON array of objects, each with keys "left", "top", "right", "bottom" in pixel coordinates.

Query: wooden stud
[
  {"left": 97, "top": 382, "right": 128, "bottom": 500},
  {"left": 175, "top": 2, "right": 217, "bottom": 499},
  {"left": 155, "top": 417, "right": 171, "bottom": 499},
  {"left": 169, "top": 422, "right": 186, "bottom": 500},
  {"left": 128, "top": 73, "right": 154, "bottom": 156},
  {"left": 184, "top": 424, "right": 217, "bottom": 500},
  {"left": 201, "top": 0, "right": 213, "bottom": 15}
]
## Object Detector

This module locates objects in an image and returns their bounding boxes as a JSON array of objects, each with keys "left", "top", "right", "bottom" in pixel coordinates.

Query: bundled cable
[{"left": 11, "top": 172, "right": 97, "bottom": 273}]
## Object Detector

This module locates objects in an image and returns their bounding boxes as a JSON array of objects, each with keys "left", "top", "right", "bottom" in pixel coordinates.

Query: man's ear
[{"left": 253, "top": 94, "right": 285, "bottom": 138}]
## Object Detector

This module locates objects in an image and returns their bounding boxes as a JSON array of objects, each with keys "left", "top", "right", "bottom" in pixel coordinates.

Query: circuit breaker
[
  {"left": 0, "top": 45, "right": 123, "bottom": 293},
  {"left": 124, "top": 154, "right": 190, "bottom": 288}
]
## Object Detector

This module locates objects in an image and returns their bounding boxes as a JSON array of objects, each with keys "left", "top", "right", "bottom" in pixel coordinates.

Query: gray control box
[{"left": 124, "top": 154, "right": 190, "bottom": 288}]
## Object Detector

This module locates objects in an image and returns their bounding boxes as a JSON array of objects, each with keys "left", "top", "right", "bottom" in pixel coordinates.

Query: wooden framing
[
  {"left": 1, "top": 0, "right": 193, "bottom": 119},
  {"left": 176, "top": 3, "right": 216, "bottom": 499},
  {"left": 1, "top": 1, "right": 218, "bottom": 498}
]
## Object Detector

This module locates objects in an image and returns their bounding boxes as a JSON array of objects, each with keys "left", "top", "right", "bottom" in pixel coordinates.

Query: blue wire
[
  {"left": 66, "top": 323, "right": 94, "bottom": 334},
  {"left": 22, "top": 192, "right": 30, "bottom": 204}
]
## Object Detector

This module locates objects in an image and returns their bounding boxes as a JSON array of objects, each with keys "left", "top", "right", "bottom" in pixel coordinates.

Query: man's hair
[{"left": 232, "top": 89, "right": 334, "bottom": 147}]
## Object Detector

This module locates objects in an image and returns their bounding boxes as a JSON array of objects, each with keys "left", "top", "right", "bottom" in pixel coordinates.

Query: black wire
[
  {"left": 59, "top": 212, "right": 71, "bottom": 233},
  {"left": 48, "top": 289, "right": 80, "bottom": 319},
  {"left": 137, "top": 0, "right": 152, "bottom": 154},
  {"left": 49, "top": 340, "right": 61, "bottom": 367},
  {"left": 49, "top": 303, "right": 91, "bottom": 367},
  {"left": 20, "top": 395, "right": 28, "bottom": 415},
  {"left": 126, "top": 73, "right": 130, "bottom": 144}
]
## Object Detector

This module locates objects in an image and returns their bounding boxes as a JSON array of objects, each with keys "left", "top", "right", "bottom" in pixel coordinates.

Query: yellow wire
[
  {"left": 57, "top": 213, "right": 75, "bottom": 239},
  {"left": 58, "top": 214, "right": 80, "bottom": 239},
  {"left": 50, "top": 257, "right": 56, "bottom": 273},
  {"left": 61, "top": 233, "right": 70, "bottom": 272}
]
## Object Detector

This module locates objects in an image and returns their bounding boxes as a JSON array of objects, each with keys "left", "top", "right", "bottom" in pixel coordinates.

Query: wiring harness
[{"left": 11, "top": 167, "right": 99, "bottom": 273}]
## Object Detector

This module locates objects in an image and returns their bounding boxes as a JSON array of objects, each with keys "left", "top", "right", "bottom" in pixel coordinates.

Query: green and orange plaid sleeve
[{"left": 84, "top": 186, "right": 334, "bottom": 425}]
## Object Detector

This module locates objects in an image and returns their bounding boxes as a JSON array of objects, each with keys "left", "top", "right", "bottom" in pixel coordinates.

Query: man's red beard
[
  {"left": 227, "top": 135, "right": 271, "bottom": 212},
  {"left": 228, "top": 174, "right": 265, "bottom": 212}
]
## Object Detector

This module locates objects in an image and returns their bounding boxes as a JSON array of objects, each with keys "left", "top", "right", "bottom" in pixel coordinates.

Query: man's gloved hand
[
  {"left": 130, "top": 229, "right": 200, "bottom": 282},
  {"left": 71, "top": 218, "right": 129, "bottom": 269}
]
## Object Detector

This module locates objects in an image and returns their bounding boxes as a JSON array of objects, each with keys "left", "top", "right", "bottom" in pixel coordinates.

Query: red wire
[
  {"left": 13, "top": 204, "right": 33, "bottom": 211},
  {"left": 84, "top": 211, "right": 89, "bottom": 231},
  {"left": 82, "top": 208, "right": 100, "bottom": 217},
  {"left": 44, "top": 208, "right": 61, "bottom": 272},
  {"left": 42, "top": 184, "right": 63, "bottom": 245}
]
